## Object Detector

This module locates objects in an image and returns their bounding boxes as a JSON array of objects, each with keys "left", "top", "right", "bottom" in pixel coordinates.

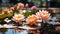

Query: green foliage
[
  {"left": 0, "top": 10, "right": 37, "bottom": 19},
  {"left": 24, "top": 11, "right": 36, "bottom": 16},
  {"left": 24, "top": 12, "right": 32, "bottom": 16},
  {"left": 7, "top": 13, "right": 13, "bottom": 18},
  {"left": 0, "top": 14, "right": 7, "bottom": 19},
  {"left": 0, "top": 13, "right": 13, "bottom": 19},
  {"left": 13, "top": 10, "right": 20, "bottom": 14}
]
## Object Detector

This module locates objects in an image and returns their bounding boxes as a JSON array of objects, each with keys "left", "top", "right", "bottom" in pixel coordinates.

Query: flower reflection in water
[
  {"left": 13, "top": 28, "right": 39, "bottom": 34},
  {"left": 13, "top": 28, "right": 28, "bottom": 34},
  {"left": 28, "top": 29, "right": 39, "bottom": 34},
  {"left": 0, "top": 28, "right": 38, "bottom": 34},
  {"left": 0, "top": 28, "right": 7, "bottom": 34}
]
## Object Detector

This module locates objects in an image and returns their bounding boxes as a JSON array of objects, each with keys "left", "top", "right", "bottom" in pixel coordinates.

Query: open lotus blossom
[
  {"left": 10, "top": 7, "right": 15, "bottom": 10},
  {"left": 2, "top": 8, "right": 9, "bottom": 14},
  {"left": 25, "top": 3, "right": 29, "bottom": 8},
  {"left": 26, "top": 15, "right": 37, "bottom": 25},
  {"left": 31, "top": 6, "right": 37, "bottom": 10},
  {"left": 17, "top": 3, "right": 24, "bottom": 10},
  {"left": 36, "top": 10, "right": 50, "bottom": 21},
  {"left": 13, "top": 14, "right": 24, "bottom": 23}
]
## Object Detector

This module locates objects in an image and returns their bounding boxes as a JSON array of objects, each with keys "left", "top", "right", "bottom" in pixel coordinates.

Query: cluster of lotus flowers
[
  {"left": 2, "top": 3, "right": 37, "bottom": 14},
  {"left": 13, "top": 10, "right": 50, "bottom": 25},
  {"left": 1, "top": 3, "right": 50, "bottom": 25}
]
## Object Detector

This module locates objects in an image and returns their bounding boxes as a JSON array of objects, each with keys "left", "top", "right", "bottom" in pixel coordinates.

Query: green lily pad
[
  {"left": 7, "top": 13, "right": 13, "bottom": 18},
  {"left": 0, "top": 14, "right": 7, "bottom": 19},
  {"left": 24, "top": 11, "right": 35, "bottom": 16}
]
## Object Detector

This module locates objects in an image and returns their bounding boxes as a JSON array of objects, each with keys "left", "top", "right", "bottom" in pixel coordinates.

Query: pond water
[
  {"left": 0, "top": 29, "right": 28, "bottom": 34},
  {"left": 0, "top": 26, "right": 39, "bottom": 34}
]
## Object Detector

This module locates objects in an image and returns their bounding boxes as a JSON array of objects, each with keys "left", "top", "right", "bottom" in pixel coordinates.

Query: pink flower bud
[
  {"left": 31, "top": 6, "right": 37, "bottom": 10},
  {"left": 3, "top": 8, "right": 9, "bottom": 14},
  {"left": 17, "top": 3, "right": 24, "bottom": 10},
  {"left": 25, "top": 3, "right": 29, "bottom": 8}
]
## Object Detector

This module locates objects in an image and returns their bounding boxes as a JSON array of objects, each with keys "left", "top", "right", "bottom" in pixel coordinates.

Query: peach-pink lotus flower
[
  {"left": 36, "top": 10, "right": 50, "bottom": 21},
  {"left": 17, "top": 3, "right": 24, "bottom": 10},
  {"left": 26, "top": 15, "right": 37, "bottom": 25},
  {"left": 13, "top": 14, "right": 24, "bottom": 23},
  {"left": 2, "top": 8, "right": 9, "bottom": 14},
  {"left": 31, "top": 6, "right": 37, "bottom": 10}
]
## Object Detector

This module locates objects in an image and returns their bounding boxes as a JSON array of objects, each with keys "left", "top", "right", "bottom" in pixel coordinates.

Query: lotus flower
[
  {"left": 2, "top": 8, "right": 9, "bottom": 14},
  {"left": 13, "top": 14, "right": 24, "bottom": 23},
  {"left": 17, "top": 3, "right": 24, "bottom": 10},
  {"left": 31, "top": 6, "right": 37, "bottom": 10},
  {"left": 36, "top": 10, "right": 50, "bottom": 21},
  {"left": 26, "top": 15, "right": 37, "bottom": 25}
]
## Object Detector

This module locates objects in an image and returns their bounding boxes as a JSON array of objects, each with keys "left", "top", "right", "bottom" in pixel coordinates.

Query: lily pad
[{"left": 0, "top": 14, "right": 7, "bottom": 19}]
